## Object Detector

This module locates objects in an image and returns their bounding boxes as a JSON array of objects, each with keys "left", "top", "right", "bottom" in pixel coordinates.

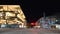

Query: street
[{"left": 0, "top": 28, "right": 60, "bottom": 34}]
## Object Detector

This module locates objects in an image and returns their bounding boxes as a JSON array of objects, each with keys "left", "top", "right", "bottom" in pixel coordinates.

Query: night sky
[{"left": 0, "top": 0, "right": 60, "bottom": 23}]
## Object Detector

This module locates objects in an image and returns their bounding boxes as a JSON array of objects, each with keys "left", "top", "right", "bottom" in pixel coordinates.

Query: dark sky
[{"left": 0, "top": 0, "right": 60, "bottom": 23}]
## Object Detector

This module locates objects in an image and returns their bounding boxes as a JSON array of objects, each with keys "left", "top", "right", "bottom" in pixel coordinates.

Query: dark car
[{"left": 10, "top": 24, "right": 19, "bottom": 28}]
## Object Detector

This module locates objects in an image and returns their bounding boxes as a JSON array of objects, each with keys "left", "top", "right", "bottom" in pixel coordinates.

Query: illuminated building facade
[
  {"left": 0, "top": 5, "right": 27, "bottom": 28},
  {"left": 36, "top": 16, "right": 56, "bottom": 29}
]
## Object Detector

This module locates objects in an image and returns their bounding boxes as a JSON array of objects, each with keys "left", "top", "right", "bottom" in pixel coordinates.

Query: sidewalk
[
  {"left": 44, "top": 28, "right": 60, "bottom": 33},
  {"left": 0, "top": 28, "right": 13, "bottom": 33},
  {"left": 0, "top": 28, "right": 25, "bottom": 32}
]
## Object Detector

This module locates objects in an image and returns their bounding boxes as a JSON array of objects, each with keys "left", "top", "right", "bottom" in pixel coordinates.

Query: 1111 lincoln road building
[{"left": 0, "top": 5, "right": 27, "bottom": 28}]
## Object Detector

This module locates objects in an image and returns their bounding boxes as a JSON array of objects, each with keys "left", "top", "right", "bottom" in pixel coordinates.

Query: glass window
[{"left": 0, "top": 12, "right": 3, "bottom": 16}]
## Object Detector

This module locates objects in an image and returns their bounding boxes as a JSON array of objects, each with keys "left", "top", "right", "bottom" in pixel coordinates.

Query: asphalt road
[{"left": 0, "top": 28, "right": 60, "bottom": 34}]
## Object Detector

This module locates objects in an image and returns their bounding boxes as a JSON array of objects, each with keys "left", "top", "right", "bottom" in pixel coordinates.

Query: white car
[
  {"left": 56, "top": 24, "right": 60, "bottom": 29},
  {"left": 1, "top": 24, "right": 7, "bottom": 28},
  {"left": 34, "top": 26, "right": 40, "bottom": 29}
]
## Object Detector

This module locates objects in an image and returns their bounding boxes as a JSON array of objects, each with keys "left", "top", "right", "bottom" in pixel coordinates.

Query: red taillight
[{"left": 31, "top": 23, "right": 35, "bottom": 26}]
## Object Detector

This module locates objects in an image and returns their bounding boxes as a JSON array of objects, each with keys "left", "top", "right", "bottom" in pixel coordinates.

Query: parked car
[
  {"left": 10, "top": 24, "right": 19, "bottom": 28},
  {"left": 1, "top": 24, "right": 11, "bottom": 28},
  {"left": 56, "top": 24, "right": 60, "bottom": 29}
]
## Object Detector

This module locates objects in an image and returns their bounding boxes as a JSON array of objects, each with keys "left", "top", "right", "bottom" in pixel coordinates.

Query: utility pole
[
  {"left": 42, "top": 11, "right": 46, "bottom": 28},
  {"left": 43, "top": 12, "right": 45, "bottom": 19},
  {"left": 43, "top": 12, "right": 46, "bottom": 23}
]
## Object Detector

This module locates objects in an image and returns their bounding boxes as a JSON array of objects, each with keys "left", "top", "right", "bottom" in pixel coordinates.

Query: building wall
[{"left": 0, "top": 5, "right": 27, "bottom": 27}]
